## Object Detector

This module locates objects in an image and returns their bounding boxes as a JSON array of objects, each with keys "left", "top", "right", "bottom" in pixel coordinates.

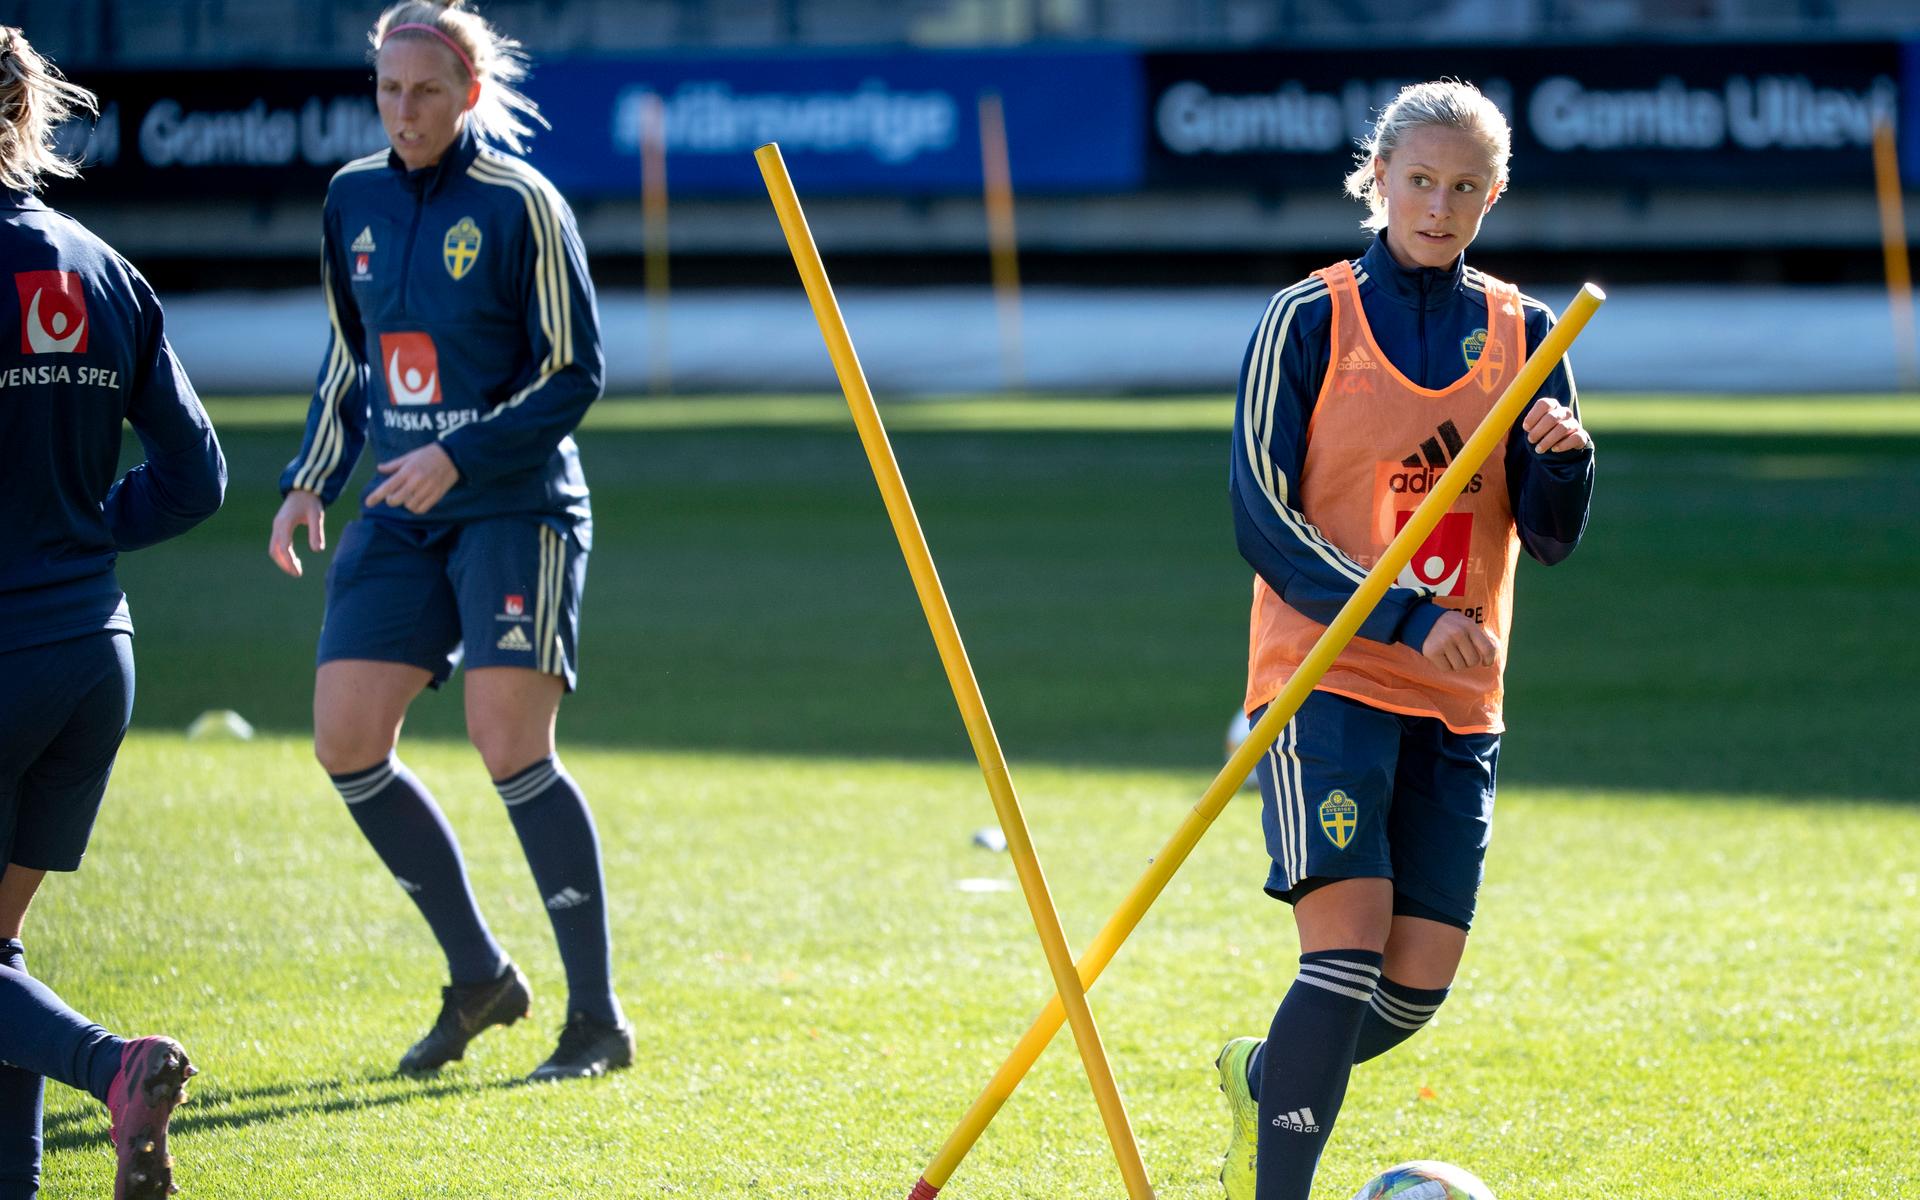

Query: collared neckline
[
  {"left": 389, "top": 124, "right": 481, "bottom": 196},
  {"left": 1360, "top": 234, "right": 1465, "bottom": 313}
]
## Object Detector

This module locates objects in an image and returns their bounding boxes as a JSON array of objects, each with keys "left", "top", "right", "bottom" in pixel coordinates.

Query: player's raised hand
[
  {"left": 367, "top": 443, "right": 460, "bottom": 515},
  {"left": 1522, "top": 396, "right": 1591, "bottom": 454},
  {"left": 1420, "top": 609, "right": 1500, "bottom": 672},
  {"left": 269, "top": 488, "right": 326, "bottom": 578}
]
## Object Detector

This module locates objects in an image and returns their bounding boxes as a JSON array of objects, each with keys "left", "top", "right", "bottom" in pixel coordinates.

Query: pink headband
[{"left": 382, "top": 22, "right": 475, "bottom": 81}]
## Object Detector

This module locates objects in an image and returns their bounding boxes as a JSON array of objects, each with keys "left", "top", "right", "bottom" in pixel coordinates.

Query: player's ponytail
[
  {"left": 371, "top": 0, "right": 547, "bottom": 154},
  {"left": 1344, "top": 79, "right": 1511, "bottom": 232},
  {"left": 0, "top": 26, "right": 99, "bottom": 194}
]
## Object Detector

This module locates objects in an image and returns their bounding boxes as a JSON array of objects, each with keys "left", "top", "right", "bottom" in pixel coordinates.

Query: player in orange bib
[{"left": 1213, "top": 81, "right": 1595, "bottom": 1200}]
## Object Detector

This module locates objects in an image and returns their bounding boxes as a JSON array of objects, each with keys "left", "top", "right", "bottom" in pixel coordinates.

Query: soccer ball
[
  {"left": 1226, "top": 707, "right": 1251, "bottom": 756},
  {"left": 1351, "top": 1160, "right": 1497, "bottom": 1200},
  {"left": 1224, "top": 708, "right": 1258, "bottom": 790}
]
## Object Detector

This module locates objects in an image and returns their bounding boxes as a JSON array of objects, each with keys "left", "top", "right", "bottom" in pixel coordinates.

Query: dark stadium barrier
[
  {"left": 44, "top": 40, "right": 1920, "bottom": 208},
  {"left": 51, "top": 68, "right": 385, "bottom": 199},
  {"left": 1144, "top": 42, "right": 1912, "bottom": 189}
]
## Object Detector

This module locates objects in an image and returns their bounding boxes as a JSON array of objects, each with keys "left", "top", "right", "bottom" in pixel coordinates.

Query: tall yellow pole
[
  {"left": 753, "top": 142, "right": 1156, "bottom": 1200},
  {"left": 642, "top": 92, "right": 672, "bottom": 395},
  {"left": 978, "top": 92, "right": 1024, "bottom": 390},
  {"left": 911, "top": 284, "right": 1607, "bottom": 1198},
  {"left": 1872, "top": 118, "right": 1917, "bottom": 390}
]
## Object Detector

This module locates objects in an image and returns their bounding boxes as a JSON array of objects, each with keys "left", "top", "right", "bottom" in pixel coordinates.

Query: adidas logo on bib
[
  {"left": 1403, "top": 419, "right": 1465, "bottom": 470},
  {"left": 496, "top": 625, "right": 533, "bottom": 652}
]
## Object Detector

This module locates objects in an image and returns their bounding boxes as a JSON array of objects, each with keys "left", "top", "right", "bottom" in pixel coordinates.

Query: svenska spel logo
[
  {"left": 15, "top": 270, "right": 89, "bottom": 355},
  {"left": 504, "top": 594, "right": 525, "bottom": 617},
  {"left": 379, "top": 331, "right": 441, "bottom": 405},
  {"left": 1393, "top": 509, "right": 1473, "bottom": 598}
]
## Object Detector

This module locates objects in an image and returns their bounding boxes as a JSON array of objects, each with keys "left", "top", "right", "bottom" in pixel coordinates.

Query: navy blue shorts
[
  {"left": 317, "top": 515, "right": 587, "bottom": 689},
  {"left": 0, "top": 632, "right": 135, "bottom": 872},
  {"left": 1253, "top": 688, "right": 1499, "bottom": 931}
]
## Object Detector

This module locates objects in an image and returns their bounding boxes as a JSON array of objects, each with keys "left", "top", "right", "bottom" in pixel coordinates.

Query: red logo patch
[
  {"left": 504, "top": 594, "right": 525, "bottom": 616},
  {"left": 379, "top": 331, "right": 441, "bottom": 405},
  {"left": 1394, "top": 510, "right": 1473, "bottom": 598},
  {"left": 15, "top": 270, "right": 89, "bottom": 355}
]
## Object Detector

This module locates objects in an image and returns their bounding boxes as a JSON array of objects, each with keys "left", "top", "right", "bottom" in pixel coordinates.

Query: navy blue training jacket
[
  {"left": 1230, "top": 236, "right": 1595, "bottom": 653},
  {"left": 0, "top": 190, "right": 226, "bottom": 654},
  {"left": 278, "top": 128, "right": 603, "bottom": 535}
]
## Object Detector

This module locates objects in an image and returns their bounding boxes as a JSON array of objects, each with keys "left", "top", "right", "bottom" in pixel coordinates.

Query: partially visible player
[
  {"left": 0, "top": 27, "right": 226, "bottom": 1199},
  {"left": 267, "top": 0, "right": 627, "bottom": 1081},
  {"left": 1216, "top": 81, "right": 1594, "bottom": 1200}
]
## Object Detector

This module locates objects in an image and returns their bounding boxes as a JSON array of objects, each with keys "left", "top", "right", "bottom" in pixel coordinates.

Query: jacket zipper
[
  {"left": 1416, "top": 271, "right": 1429, "bottom": 385},
  {"left": 398, "top": 183, "right": 426, "bottom": 319}
]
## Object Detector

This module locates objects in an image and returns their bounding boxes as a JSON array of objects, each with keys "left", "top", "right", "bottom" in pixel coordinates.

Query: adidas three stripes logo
[{"left": 1403, "top": 419, "right": 1466, "bottom": 470}]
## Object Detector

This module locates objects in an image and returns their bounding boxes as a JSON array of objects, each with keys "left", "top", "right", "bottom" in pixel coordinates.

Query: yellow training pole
[
  {"left": 912, "top": 283, "right": 1607, "bottom": 1198},
  {"left": 1871, "top": 118, "right": 1917, "bottom": 390},
  {"left": 642, "top": 92, "right": 672, "bottom": 395},
  {"left": 754, "top": 142, "right": 1157, "bottom": 1200},
  {"left": 978, "top": 92, "right": 1024, "bottom": 390}
]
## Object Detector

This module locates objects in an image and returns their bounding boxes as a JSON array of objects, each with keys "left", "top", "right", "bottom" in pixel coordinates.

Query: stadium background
[{"left": 10, "top": 0, "right": 1920, "bottom": 392}]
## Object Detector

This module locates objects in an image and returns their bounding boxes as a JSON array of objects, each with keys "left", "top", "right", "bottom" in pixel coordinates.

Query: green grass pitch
[{"left": 29, "top": 394, "right": 1920, "bottom": 1197}]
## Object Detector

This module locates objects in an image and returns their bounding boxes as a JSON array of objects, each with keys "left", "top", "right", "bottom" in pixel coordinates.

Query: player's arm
[
  {"left": 272, "top": 205, "right": 370, "bottom": 577},
  {"left": 1505, "top": 302, "right": 1595, "bottom": 566},
  {"left": 1230, "top": 285, "right": 1445, "bottom": 650},
  {"left": 102, "top": 265, "right": 227, "bottom": 551},
  {"left": 435, "top": 185, "right": 605, "bottom": 487}
]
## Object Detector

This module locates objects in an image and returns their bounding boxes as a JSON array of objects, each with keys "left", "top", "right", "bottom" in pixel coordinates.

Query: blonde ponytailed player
[
  {"left": 1216, "top": 80, "right": 1595, "bottom": 1200},
  {"left": 268, "top": 0, "right": 629, "bottom": 1082}
]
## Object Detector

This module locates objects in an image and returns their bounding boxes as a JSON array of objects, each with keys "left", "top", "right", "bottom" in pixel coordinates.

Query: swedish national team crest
[
  {"left": 443, "top": 217, "right": 483, "bottom": 280},
  {"left": 1318, "top": 790, "right": 1358, "bottom": 849},
  {"left": 1461, "top": 328, "right": 1488, "bottom": 367}
]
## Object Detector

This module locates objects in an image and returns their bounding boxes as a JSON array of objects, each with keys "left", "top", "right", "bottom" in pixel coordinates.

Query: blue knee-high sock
[
  {"left": 1251, "top": 974, "right": 1451, "bottom": 1085},
  {"left": 0, "top": 940, "right": 123, "bottom": 1104},
  {"left": 1353, "top": 977, "right": 1449, "bottom": 1064},
  {"left": 1254, "top": 949, "right": 1382, "bottom": 1200},
  {"left": 332, "top": 758, "right": 508, "bottom": 986},
  {"left": 0, "top": 939, "right": 49, "bottom": 1199},
  {"left": 495, "top": 758, "right": 619, "bottom": 1026}
]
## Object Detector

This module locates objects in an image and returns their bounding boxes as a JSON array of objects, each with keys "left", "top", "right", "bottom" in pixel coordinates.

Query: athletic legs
[
  {"left": 466, "top": 669, "right": 619, "bottom": 1027},
  {"left": 316, "top": 660, "right": 509, "bottom": 986}
]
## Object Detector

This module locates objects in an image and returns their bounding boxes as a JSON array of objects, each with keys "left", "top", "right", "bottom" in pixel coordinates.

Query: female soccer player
[
  {"left": 268, "top": 0, "right": 627, "bottom": 1082},
  {"left": 1215, "top": 81, "right": 1594, "bottom": 1199},
  {"left": 0, "top": 27, "right": 225, "bottom": 1198}
]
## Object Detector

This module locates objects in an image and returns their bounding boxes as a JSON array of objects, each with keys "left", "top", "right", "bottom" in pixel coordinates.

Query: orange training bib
[{"left": 1244, "top": 261, "right": 1526, "bottom": 733}]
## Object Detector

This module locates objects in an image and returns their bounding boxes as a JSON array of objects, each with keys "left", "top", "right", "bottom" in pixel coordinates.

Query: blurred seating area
[{"left": 9, "top": 0, "right": 1918, "bottom": 66}]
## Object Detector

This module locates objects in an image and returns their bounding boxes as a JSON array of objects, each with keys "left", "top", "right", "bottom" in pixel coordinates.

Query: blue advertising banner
[
  {"left": 1905, "top": 41, "right": 1920, "bottom": 185},
  {"left": 518, "top": 50, "right": 1143, "bottom": 198}
]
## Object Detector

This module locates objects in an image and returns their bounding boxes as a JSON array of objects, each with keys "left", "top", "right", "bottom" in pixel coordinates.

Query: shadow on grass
[{"left": 41, "top": 1071, "right": 523, "bottom": 1152}]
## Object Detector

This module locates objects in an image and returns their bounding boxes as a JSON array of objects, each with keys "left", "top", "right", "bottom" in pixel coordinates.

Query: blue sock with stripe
[
  {"left": 1353, "top": 977, "right": 1449, "bottom": 1063},
  {"left": 1254, "top": 948, "right": 1382, "bottom": 1200},
  {"left": 496, "top": 758, "right": 620, "bottom": 1026},
  {"left": 0, "top": 938, "right": 49, "bottom": 1196},
  {"left": 1249, "top": 974, "right": 1453, "bottom": 1084},
  {"left": 0, "top": 938, "right": 124, "bottom": 1105},
  {"left": 331, "top": 758, "right": 509, "bottom": 986}
]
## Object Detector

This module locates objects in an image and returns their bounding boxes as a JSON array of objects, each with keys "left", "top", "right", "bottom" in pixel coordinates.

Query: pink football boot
[{"left": 105, "top": 1036, "right": 196, "bottom": 1199}]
